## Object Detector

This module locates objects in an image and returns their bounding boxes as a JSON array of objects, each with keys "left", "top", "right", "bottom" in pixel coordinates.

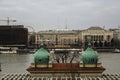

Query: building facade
[
  {"left": 109, "top": 29, "right": 120, "bottom": 49},
  {"left": 35, "top": 29, "right": 81, "bottom": 48},
  {"left": 79, "top": 27, "right": 113, "bottom": 48},
  {"left": 29, "top": 27, "right": 113, "bottom": 49},
  {"left": 0, "top": 25, "right": 28, "bottom": 48},
  {"left": 110, "top": 29, "right": 120, "bottom": 40}
]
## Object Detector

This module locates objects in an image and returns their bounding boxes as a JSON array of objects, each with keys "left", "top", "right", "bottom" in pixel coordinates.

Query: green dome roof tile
[
  {"left": 34, "top": 47, "right": 50, "bottom": 64},
  {"left": 82, "top": 37, "right": 98, "bottom": 64},
  {"left": 82, "top": 47, "right": 98, "bottom": 64}
]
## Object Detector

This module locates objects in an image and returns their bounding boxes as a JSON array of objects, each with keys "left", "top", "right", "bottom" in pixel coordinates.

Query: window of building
[{"left": 107, "top": 35, "right": 110, "bottom": 41}]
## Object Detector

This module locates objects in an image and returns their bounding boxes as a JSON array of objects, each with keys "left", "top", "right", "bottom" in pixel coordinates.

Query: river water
[{"left": 0, "top": 52, "right": 120, "bottom": 74}]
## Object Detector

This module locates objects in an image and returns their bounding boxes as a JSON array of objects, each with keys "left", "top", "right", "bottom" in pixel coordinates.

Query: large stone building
[
  {"left": 109, "top": 28, "right": 120, "bottom": 49},
  {"left": 34, "top": 29, "right": 81, "bottom": 48},
  {"left": 29, "top": 27, "right": 113, "bottom": 49},
  {"left": 110, "top": 29, "right": 120, "bottom": 40},
  {"left": 0, "top": 25, "right": 28, "bottom": 48},
  {"left": 79, "top": 27, "right": 113, "bottom": 48}
]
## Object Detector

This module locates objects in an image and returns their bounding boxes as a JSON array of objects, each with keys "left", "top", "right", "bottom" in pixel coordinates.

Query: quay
[{"left": 0, "top": 73, "right": 120, "bottom": 80}]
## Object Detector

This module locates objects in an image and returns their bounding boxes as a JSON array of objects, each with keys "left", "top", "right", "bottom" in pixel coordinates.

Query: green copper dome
[
  {"left": 82, "top": 36, "right": 98, "bottom": 64},
  {"left": 34, "top": 35, "right": 50, "bottom": 64},
  {"left": 82, "top": 47, "right": 98, "bottom": 64}
]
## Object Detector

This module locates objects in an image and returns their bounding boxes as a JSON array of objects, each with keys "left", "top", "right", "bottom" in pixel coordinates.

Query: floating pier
[{"left": 0, "top": 73, "right": 120, "bottom": 80}]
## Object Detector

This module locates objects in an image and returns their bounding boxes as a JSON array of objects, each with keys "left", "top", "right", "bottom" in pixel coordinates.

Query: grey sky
[{"left": 0, "top": 0, "right": 120, "bottom": 31}]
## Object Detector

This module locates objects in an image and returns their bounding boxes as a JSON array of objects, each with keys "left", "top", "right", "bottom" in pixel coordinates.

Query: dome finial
[
  {"left": 40, "top": 34, "right": 44, "bottom": 47},
  {"left": 34, "top": 34, "right": 50, "bottom": 64},
  {"left": 82, "top": 35, "right": 98, "bottom": 64},
  {"left": 87, "top": 35, "right": 92, "bottom": 48}
]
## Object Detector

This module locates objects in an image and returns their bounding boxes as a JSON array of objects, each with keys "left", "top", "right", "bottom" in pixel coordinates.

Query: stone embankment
[{"left": 0, "top": 73, "right": 120, "bottom": 80}]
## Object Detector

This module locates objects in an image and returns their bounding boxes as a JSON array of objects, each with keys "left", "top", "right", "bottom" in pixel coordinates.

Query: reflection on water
[{"left": 0, "top": 52, "right": 120, "bottom": 73}]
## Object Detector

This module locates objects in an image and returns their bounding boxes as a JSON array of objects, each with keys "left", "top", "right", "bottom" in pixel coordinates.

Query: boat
[
  {"left": 113, "top": 48, "right": 120, "bottom": 53},
  {"left": 0, "top": 47, "right": 17, "bottom": 54}
]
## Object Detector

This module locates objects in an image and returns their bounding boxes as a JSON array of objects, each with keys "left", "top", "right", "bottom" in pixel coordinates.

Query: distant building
[
  {"left": 79, "top": 26, "right": 113, "bottom": 48},
  {"left": 0, "top": 25, "right": 28, "bottom": 48},
  {"left": 28, "top": 32, "right": 36, "bottom": 48},
  {"left": 29, "top": 27, "right": 113, "bottom": 49},
  {"left": 109, "top": 28, "right": 120, "bottom": 49},
  {"left": 109, "top": 28, "right": 120, "bottom": 40},
  {"left": 34, "top": 29, "right": 81, "bottom": 48}
]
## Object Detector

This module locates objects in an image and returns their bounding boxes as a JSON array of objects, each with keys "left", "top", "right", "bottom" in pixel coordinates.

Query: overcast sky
[{"left": 0, "top": 0, "right": 120, "bottom": 31}]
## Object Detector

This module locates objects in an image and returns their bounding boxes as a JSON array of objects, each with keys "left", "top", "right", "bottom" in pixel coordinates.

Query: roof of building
[
  {"left": 82, "top": 26, "right": 113, "bottom": 34},
  {"left": 82, "top": 47, "right": 98, "bottom": 64},
  {"left": 88, "top": 26, "right": 104, "bottom": 30},
  {"left": 0, "top": 25, "right": 24, "bottom": 28},
  {"left": 38, "top": 29, "right": 81, "bottom": 34},
  {"left": 82, "top": 36, "right": 98, "bottom": 64},
  {"left": 34, "top": 39, "right": 50, "bottom": 64}
]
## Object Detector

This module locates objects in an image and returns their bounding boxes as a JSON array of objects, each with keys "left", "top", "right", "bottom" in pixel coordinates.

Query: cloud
[{"left": 0, "top": 0, "right": 120, "bottom": 31}]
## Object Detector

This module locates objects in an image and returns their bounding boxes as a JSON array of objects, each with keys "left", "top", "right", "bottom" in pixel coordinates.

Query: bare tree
[
  {"left": 50, "top": 50, "right": 81, "bottom": 63},
  {"left": 69, "top": 51, "right": 81, "bottom": 63}
]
